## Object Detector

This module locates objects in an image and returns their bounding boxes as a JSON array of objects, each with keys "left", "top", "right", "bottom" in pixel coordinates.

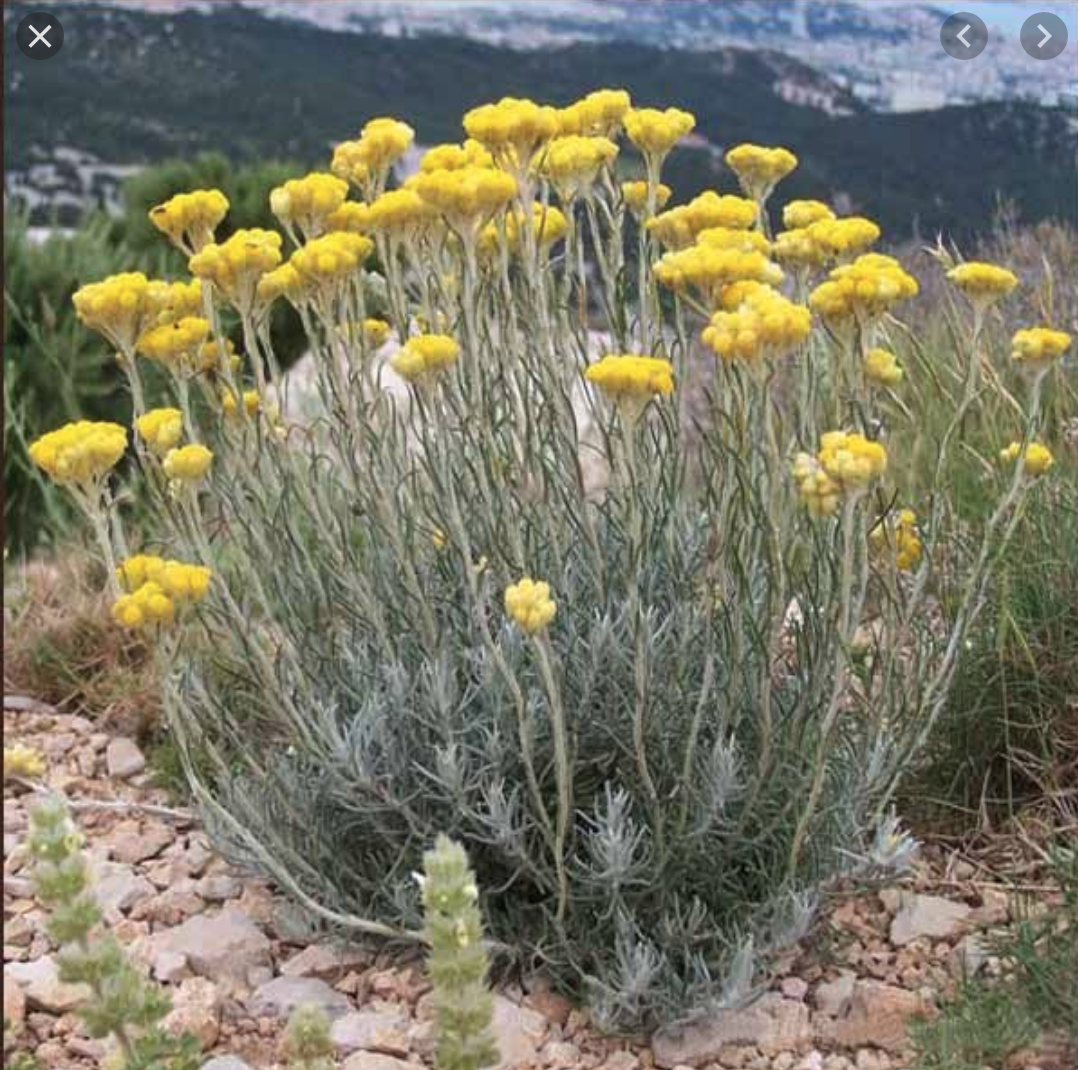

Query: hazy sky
[{"left": 937, "top": 1, "right": 1077, "bottom": 30}]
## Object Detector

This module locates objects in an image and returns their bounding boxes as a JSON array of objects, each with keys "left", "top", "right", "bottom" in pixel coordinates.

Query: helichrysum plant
[
  {"left": 28, "top": 89, "right": 1073, "bottom": 1027},
  {"left": 27, "top": 796, "right": 200, "bottom": 1070},
  {"left": 282, "top": 1005, "right": 335, "bottom": 1070},
  {"left": 421, "top": 835, "right": 499, "bottom": 1070}
]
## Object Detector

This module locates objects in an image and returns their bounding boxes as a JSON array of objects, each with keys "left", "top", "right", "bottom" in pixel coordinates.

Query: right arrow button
[{"left": 1022, "top": 12, "right": 1068, "bottom": 59}]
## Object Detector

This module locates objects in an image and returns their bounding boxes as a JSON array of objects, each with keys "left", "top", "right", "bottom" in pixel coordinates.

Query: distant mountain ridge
[
  {"left": 52, "top": 0, "right": 1078, "bottom": 112},
  {"left": 5, "top": 2, "right": 1076, "bottom": 239}
]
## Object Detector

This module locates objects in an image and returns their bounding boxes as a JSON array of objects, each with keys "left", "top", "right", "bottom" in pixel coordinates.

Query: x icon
[{"left": 28, "top": 23, "right": 52, "bottom": 48}]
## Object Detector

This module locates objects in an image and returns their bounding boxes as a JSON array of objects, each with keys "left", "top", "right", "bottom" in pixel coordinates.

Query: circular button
[
  {"left": 1020, "top": 12, "right": 1068, "bottom": 60},
  {"left": 15, "top": 12, "right": 64, "bottom": 60},
  {"left": 940, "top": 12, "right": 989, "bottom": 60}
]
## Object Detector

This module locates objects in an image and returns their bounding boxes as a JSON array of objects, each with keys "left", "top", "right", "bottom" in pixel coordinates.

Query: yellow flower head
[
  {"left": 289, "top": 232, "right": 373, "bottom": 293},
  {"left": 647, "top": 191, "right": 758, "bottom": 250},
  {"left": 221, "top": 388, "right": 262, "bottom": 420},
  {"left": 701, "top": 285, "right": 811, "bottom": 366},
  {"left": 4, "top": 745, "right": 47, "bottom": 781},
  {"left": 73, "top": 272, "right": 171, "bottom": 353},
  {"left": 136, "top": 316, "right": 211, "bottom": 371},
  {"left": 463, "top": 97, "right": 559, "bottom": 172},
  {"left": 391, "top": 333, "right": 460, "bottom": 383},
  {"left": 947, "top": 262, "right": 1018, "bottom": 306},
  {"left": 156, "top": 277, "right": 205, "bottom": 325},
  {"left": 270, "top": 172, "right": 349, "bottom": 239},
  {"left": 1000, "top": 440, "right": 1054, "bottom": 476},
  {"left": 189, "top": 229, "right": 283, "bottom": 315},
  {"left": 111, "top": 581, "right": 176, "bottom": 630},
  {"left": 116, "top": 555, "right": 211, "bottom": 602},
  {"left": 162, "top": 443, "right": 213, "bottom": 482},
  {"left": 359, "top": 117, "right": 416, "bottom": 172},
  {"left": 818, "top": 430, "right": 888, "bottom": 489},
  {"left": 505, "top": 577, "right": 557, "bottom": 634},
  {"left": 256, "top": 263, "right": 311, "bottom": 310},
  {"left": 149, "top": 188, "right": 229, "bottom": 254},
  {"left": 585, "top": 354, "right": 675, "bottom": 406},
  {"left": 809, "top": 253, "right": 918, "bottom": 324},
  {"left": 537, "top": 135, "right": 619, "bottom": 201},
  {"left": 366, "top": 188, "right": 438, "bottom": 239},
  {"left": 805, "top": 216, "right": 881, "bottom": 261},
  {"left": 135, "top": 408, "right": 184, "bottom": 455},
  {"left": 29, "top": 420, "right": 127, "bottom": 487},
  {"left": 791, "top": 453, "right": 841, "bottom": 518},
  {"left": 325, "top": 201, "right": 373, "bottom": 234},
  {"left": 725, "top": 144, "right": 798, "bottom": 202},
  {"left": 621, "top": 180, "right": 671, "bottom": 219},
  {"left": 419, "top": 140, "right": 495, "bottom": 173},
  {"left": 479, "top": 203, "right": 569, "bottom": 259},
  {"left": 624, "top": 106, "right": 696, "bottom": 159},
  {"left": 361, "top": 317, "right": 392, "bottom": 349},
  {"left": 1010, "top": 327, "right": 1071, "bottom": 371},
  {"left": 773, "top": 228, "right": 827, "bottom": 271},
  {"left": 782, "top": 200, "right": 835, "bottom": 231},
  {"left": 864, "top": 347, "right": 904, "bottom": 389},
  {"left": 869, "top": 508, "right": 922, "bottom": 572},
  {"left": 556, "top": 89, "right": 632, "bottom": 137},
  {"left": 411, "top": 166, "right": 518, "bottom": 236},
  {"left": 654, "top": 244, "right": 783, "bottom": 306}
]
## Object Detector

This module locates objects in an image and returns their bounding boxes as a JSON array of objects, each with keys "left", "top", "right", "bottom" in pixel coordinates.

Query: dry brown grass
[{"left": 4, "top": 547, "right": 159, "bottom": 739}]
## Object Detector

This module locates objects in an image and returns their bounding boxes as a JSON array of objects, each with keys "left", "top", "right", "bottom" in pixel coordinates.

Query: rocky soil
[{"left": 1, "top": 697, "right": 1061, "bottom": 1070}]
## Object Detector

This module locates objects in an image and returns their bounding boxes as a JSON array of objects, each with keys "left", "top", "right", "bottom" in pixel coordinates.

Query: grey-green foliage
[
  {"left": 282, "top": 1005, "right": 334, "bottom": 1070},
  {"left": 28, "top": 796, "right": 200, "bottom": 1070},
  {"left": 422, "top": 835, "right": 499, "bottom": 1070}
]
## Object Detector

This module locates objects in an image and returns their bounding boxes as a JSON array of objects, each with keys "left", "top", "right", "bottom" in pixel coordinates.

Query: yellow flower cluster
[
  {"left": 419, "top": 140, "right": 495, "bottom": 173},
  {"left": 29, "top": 421, "right": 127, "bottom": 486},
  {"left": 366, "top": 189, "right": 437, "bottom": 238},
  {"left": 624, "top": 107, "right": 696, "bottom": 159},
  {"left": 538, "top": 135, "right": 619, "bottom": 200},
  {"left": 149, "top": 188, "right": 229, "bottom": 253},
  {"left": 290, "top": 232, "right": 373, "bottom": 291},
  {"left": 556, "top": 89, "right": 632, "bottom": 137},
  {"left": 270, "top": 172, "right": 349, "bottom": 238},
  {"left": 772, "top": 228, "right": 828, "bottom": 270},
  {"left": 1000, "top": 441, "right": 1054, "bottom": 476},
  {"left": 504, "top": 577, "right": 557, "bottom": 634},
  {"left": 117, "top": 554, "right": 212, "bottom": 599},
  {"left": 136, "top": 316, "right": 211, "bottom": 371},
  {"left": 391, "top": 334, "right": 460, "bottom": 382},
  {"left": 221, "top": 388, "right": 262, "bottom": 420},
  {"left": 696, "top": 227, "right": 771, "bottom": 255},
  {"left": 111, "top": 581, "right": 176, "bottom": 629},
  {"left": 654, "top": 245, "right": 783, "bottom": 306},
  {"left": 4, "top": 744, "right": 47, "bottom": 781},
  {"left": 189, "top": 229, "right": 284, "bottom": 314},
  {"left": 585, "top": 354, "right": 675, "bottom": 403},
  {"left": 411, "top": 166, "right": 518, "bottom": 235},
  {"left": 621, "top": 180, "right": 671, "bottom": 218},
  {"left": 783, "top": 200, "right": 835, "bottom": 230},
  {"left": 725, "top": 144, "right": 798, "bottom": 201},
  {"left": 326, "top": 201, "right": 373, "bottom": 234},
  {"left": 479, "top": 204, "right": 568, "bottom": 258},
  {"left": 701, "top": 285, "right": 811, "bottom": 366},
  {"left": 162, "top": 443, "right": 213, "bottom": 482},
  {"left": 73, "top": 272, "right": 170, "bottom": 352},
  {"left": 331, "top": 118, "right": 415, "bottom": 188},
  {"left": 361, "top": 318, "right": 391, "bottom": 349},
  {"left": 818, "top": 430, "right": 888, "bottom": 488},
  {"left": 791, "top": 453, "right": 841, "bottom": 517},
  {"left": 809, "top": 254, "right": 918, "bottom": 323},
  {"left": 947, "top": 261, "right": 1018, "bottom": 305},
  {"left": 804, "top": 216, "right": 881, "bottom": 261},
  {"left": 464, "top": 97, "right": 559, "bottom": 171},
  {"left": 864, "top": 347, "right": 904, "bottom": 388},
  {"left": 1010, "top": 327, "right": 1071, "bottom": 371},
  {"left": 869, "top": 508, "right": 923, "bottom": 572},
  {"left": 135, "top": 408, "right": 184, "bottom": 454},
  {"left": 256, "top": 264, "right": 309, "bottom": 309},
  {"left": 647, "top": 191, "right": 757, "bottom": 250},
  {"left": 157, "top": 278, "right": 204, "bottom": 324}
]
